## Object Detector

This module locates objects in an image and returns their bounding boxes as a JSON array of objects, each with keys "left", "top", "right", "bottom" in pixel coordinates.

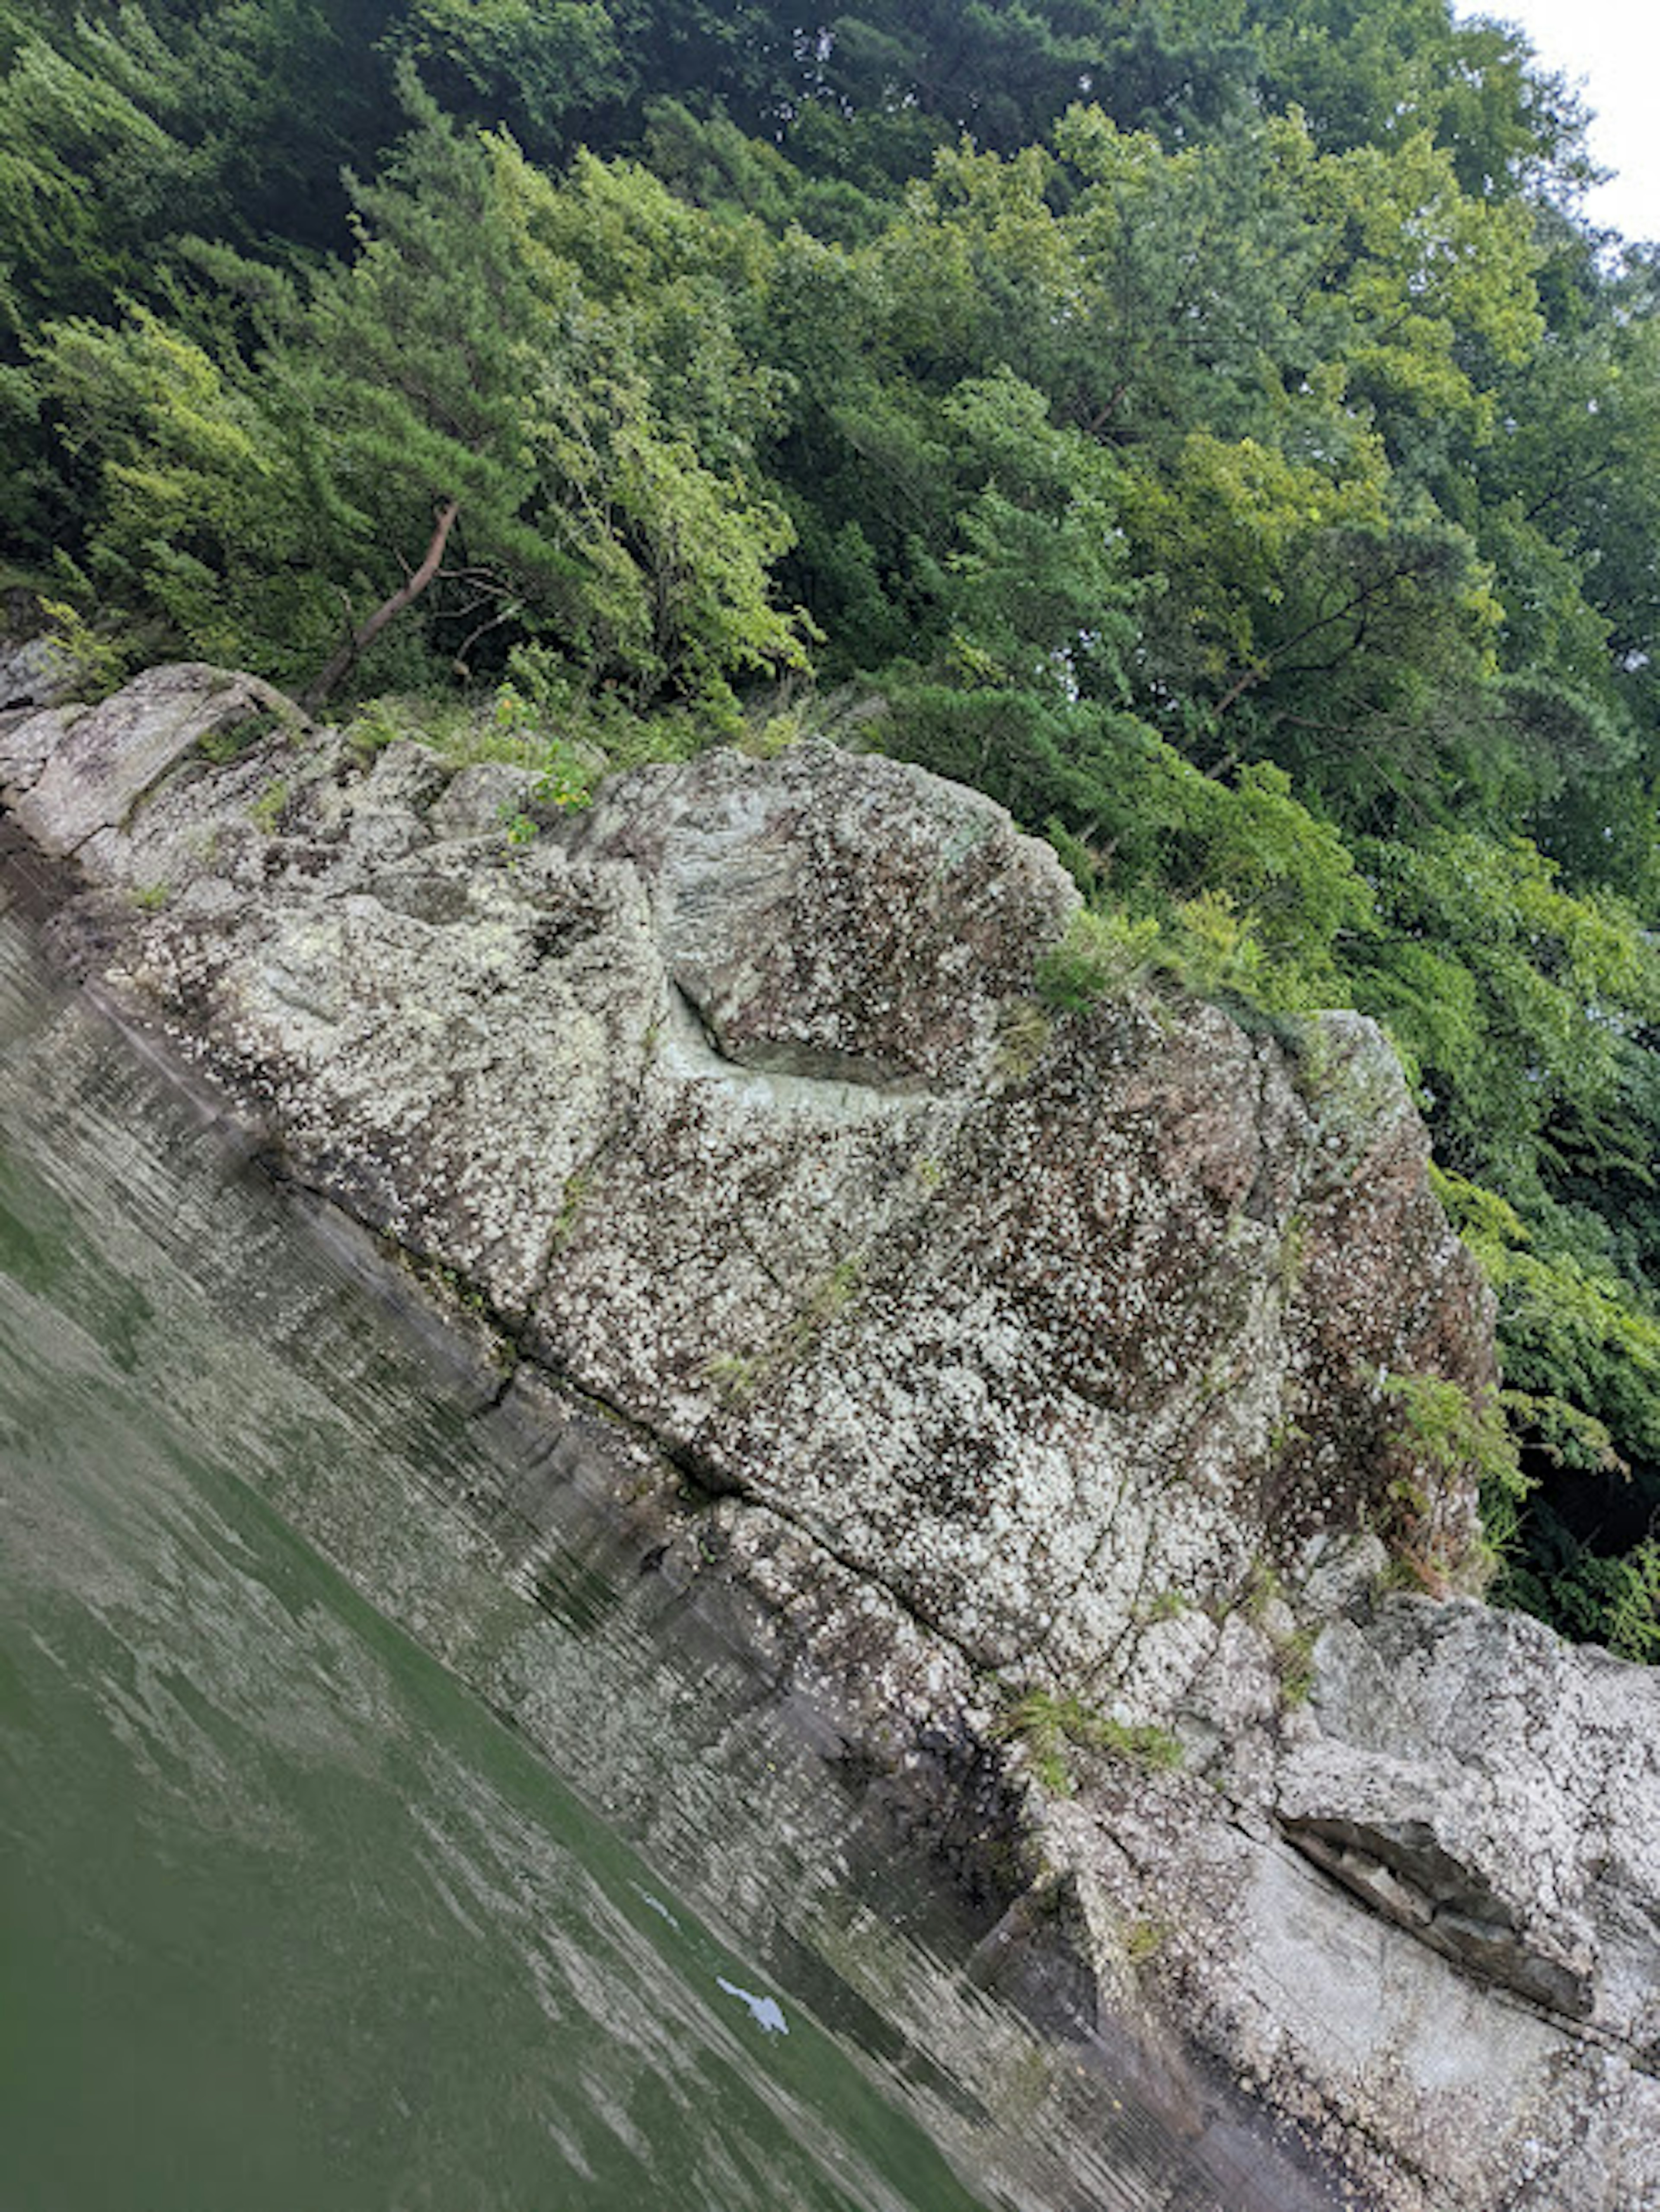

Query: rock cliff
[{"left": 5, "top": 656, "right": 1659, "bottom": 2211}]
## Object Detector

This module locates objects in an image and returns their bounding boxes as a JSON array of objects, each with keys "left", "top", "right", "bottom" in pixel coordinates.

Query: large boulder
[
  {"left": 19, "top": 688, "right": 1490, "bottom": 1692},
  {"left": 0, "top": 630, "right": 80, "bottom": 713},
  {"left": 1033, "top": 1596, "right": 1660, "bottom": 2212},
  {"left": 6, "top": 663, "right": 1656, "bottom": 2212}
]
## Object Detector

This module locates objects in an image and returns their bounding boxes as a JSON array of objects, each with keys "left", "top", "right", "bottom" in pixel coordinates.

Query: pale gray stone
[
  {"left": 4, "top": 663, "right": 297, "bottom": 858},
  {"left": 0, "top": 632, "right": 77, "bottom": 711},
  {"left": 18, "top": 662, "right": 1660, "bottom": 2212}
]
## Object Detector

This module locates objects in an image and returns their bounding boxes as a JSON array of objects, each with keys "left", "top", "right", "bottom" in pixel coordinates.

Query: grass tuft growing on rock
[{"left": 993, "top": 1689, "right": 1183, "bottom": 1796}]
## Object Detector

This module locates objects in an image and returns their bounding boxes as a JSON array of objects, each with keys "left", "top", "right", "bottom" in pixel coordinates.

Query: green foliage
[
  {"left": 1435, "top": 1170, "right": 1660, "bottom": 1470},
  {"left": 1427, "top": 1164, "right": 1660, "bottom": 1645},
  {"left": 994, "top": 1689, "right": 1183, "bottom": 1796},
  {"left": 248, "top": 778, "right": 288, "bottom": 834},
  {"left": 1120, "top": 1916, "right": 1168, "bottom": 1967},
  {"left": 35, "top": 596, "right": 133, "bottom": 699},
  {"left": 1376, "top": 1375, "right": 1510, "bottom": 1590},
  {"left": 34, "top": 77, "right": 809, "bottom": 708},
  {"left": 550, "top": 1166, "right": 590, "bottom": 1249},
  {"left": 1165, "top": 891, "right": 1272, "bottom": 1007},
  {"left": 487, "top": 684, "right": 592, "bottom": 809},
  {"left": 1249, "top": 0, "right": 1594, "bottom": 203},
  {"left": 396, "top": 0, "right": 628, "bottom": 143},
  {"left": 40, "top": 302, "right": 336, "bottom": 676},
  {"left": 1034, "top": 908, "right": 1158, "bottom": 1013},
  {"left": 1354, "top": 833, "right": 1660, "bottom": 1190},
  {"left": 703, "top": 1350, "right": 762, "bottom": 1407},
  {"left": 887, "top": 696, "right": 1373, "bottom": 1014},
  {"left": 5, "top": 0, "right": 1660, "bottom": 1657},
  {"left": 1380, "top": 1369, "right": 1516, "bottom": 1484},
  {"left": 1500, "top": 1522, "right": 1660, "bottom": 1666},
  {"left": 699, "top": 1253, "right": 868, "bottom": 1408},
  {"left": 343, "top": 698, "right": 412, "bottom": 764},
  {"left": 196, "top": 704, "right": 288, "bottom": 765},
  {"left": 792, "top": 1255, "right": 864, "bottom": 1346},
  {"left": 993, "top": 999, "right": 1053, "bottom": 1085}
]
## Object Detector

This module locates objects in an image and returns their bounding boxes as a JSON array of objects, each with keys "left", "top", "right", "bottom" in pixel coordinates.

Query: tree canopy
[{"left": 6, "top": 0, "right": 1660, "bottom": 1654}]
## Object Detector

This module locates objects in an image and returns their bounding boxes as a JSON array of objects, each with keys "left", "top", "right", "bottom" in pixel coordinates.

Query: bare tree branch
[{"left": 303, "top": 499, "right": 460, "bottom": 711}]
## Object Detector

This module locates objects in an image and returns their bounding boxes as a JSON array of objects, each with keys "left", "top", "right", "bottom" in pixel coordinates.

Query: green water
[
  {"left": 0, "top": 880, "right": 1336, "bottom": 2212},
  {"left": 0, "top": 1296, "right": 980, "bottom": 2212}
]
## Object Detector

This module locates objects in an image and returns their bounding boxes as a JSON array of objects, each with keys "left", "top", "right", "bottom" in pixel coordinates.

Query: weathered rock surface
[
  {"left": 6, "top": 661, "right": 1659, "bottom": 2212},
  {"left": 3, "top": 662, "right": 295, "bottom": 859},
  {"left": 1034, "top": 1590, "right": 1660, "bottom": 2212},
  {"left": 0, "top": 629, "right": 79, "bottom": 713}
]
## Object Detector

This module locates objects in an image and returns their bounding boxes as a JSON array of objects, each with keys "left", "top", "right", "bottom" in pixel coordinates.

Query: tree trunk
[{"left": 301, "top": 499, "right": 460, "bottom": 712}]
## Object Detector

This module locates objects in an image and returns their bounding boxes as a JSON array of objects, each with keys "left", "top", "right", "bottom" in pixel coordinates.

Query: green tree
[
  {"left": 393, "top": 0, "right": 629, "bottom": 145},
  {"left": 1352, "top": 831, "right": 1660, "bottom": 1194},
  {"left": 1248, "top": 0, "right": 1593, "bottom": 204},
  {"left": 39, "top": 80, "right": 808, "bottom": 706}
]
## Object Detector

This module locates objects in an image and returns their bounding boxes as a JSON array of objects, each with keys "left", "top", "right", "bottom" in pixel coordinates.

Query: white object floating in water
[
  {"left": 716, "top": 1976, "right": 789, "bottom": 2035},
  {"left": 630, "top": 1884, "right": 682, "bottom": 1931}
]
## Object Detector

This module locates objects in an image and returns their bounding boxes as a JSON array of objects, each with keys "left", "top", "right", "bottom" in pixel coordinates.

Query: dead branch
[{"left": 302, "top": 498, "right": 460, "bottom": 711}]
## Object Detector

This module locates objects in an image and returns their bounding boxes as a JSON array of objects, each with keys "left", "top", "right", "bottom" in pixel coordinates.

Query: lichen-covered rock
[
  {"left": 1286, "top": 1600, "right": 1660, "bottom": 2047},
  {"left": 0, "top": 631, "right": 79, "bottom": 713},
  {"left": 83, "top": 705, "right": 1482, "bottom": 1696},
  {"left": 1037, "top": 1744, "right": 1660, "bottom": 2212},
  {"left": 1027, "top": 1592, "right": 1660, "bottom": 2212},
  {"left": 1, "top": 662, "right": 295, "bottom": 859},
  {"left": 572, "top": 739, "right": 1073, "bottom": 1085},
  {"left": 7, "top": 662, "right": 1657, "bottom": 2212}
]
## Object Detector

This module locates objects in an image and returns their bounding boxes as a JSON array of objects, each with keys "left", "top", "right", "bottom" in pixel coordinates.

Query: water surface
[{"left": 0, "top": 873, "right": 1337, "bottom": 2212}]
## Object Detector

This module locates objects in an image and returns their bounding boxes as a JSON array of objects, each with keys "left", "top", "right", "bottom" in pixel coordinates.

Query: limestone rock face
[
  {"left": 16, "top": 682, "right": 1487, "bottom": 1689},
  {"left": 1287, "top": 1600, "right": 1660, "bottom": 2042},
  {"left": 1043, "top": 1596, "right": 1660, "bottom": 2212},
  {"left": 573, "top": 742, "right": 1067, "bottom": 1085},
  {"left": 2, "top": 663, "right": 294, "bottom": 859},
  {"left": 7, "top": 661, "right": 1658, "bottom": 2212}
]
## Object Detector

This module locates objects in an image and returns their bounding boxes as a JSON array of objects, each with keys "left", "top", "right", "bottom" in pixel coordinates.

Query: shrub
[{"left": 1035, "top": 906, "right": 1159, "bottom": 1012}]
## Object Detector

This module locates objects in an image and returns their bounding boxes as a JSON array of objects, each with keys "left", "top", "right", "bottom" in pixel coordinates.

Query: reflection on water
[{"left": 0, "top": 870, "right": 1337, "bottom": 2212}]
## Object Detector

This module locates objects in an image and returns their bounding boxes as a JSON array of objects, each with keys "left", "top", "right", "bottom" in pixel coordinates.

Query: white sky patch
[{"left": 1464, "top": 2, "right": 1660, "bottom": 244}]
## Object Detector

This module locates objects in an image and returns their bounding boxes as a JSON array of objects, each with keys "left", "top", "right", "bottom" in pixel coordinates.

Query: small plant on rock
[
  {"left": 490, "top": 682, "right": 594, "bottom": 812},
  {"left": 549, "top": 1168, "right": 589, "bottom": 1247},
  {"left": 199, "top": 705, "right": 290, "bottom": 765},
  {"left": 704, "top": 1351, "right": 762, "bottom": 1405},
  {"left": 993, "top": 1688, "right": 1183, "bottom": 1796},
  {"left": 1381, "top": 1369, "right": 1525, "bottom": 1520},
  {"left": 345, "top": 697, "right": 406, "bottom": 762},
  {"left": 1367, "top": 1367, "right": 1529, "bottom": 1593},
  {"left": 38, "top": 596, "right": 134, "bottom": 701},
  {"left": 1274, "top": 1626, "right": 1318, "bottom": 1708},
  {"left": 1168, "top": 890, "right": 1268, "bottom": 1001},
  {"left": 532, "top": 736, "right": 594, "bottom": 811},
  {"left": 780, "top": 1254, "right": 864, "bottom": 1363},
  {"left": 1143, "top": 1587, "right": 1188, "bottom": 1624},
  {"left": 249, "top": 777, "right": 289, "bottom": 833},
  {"left": 1122, "top": 1917, "right": 1168, "bottom": 1966},
  {"left": 1035, "top": 906, "right": 1159, "bottom": 1012},
  {"left": 993, "top": 998, "right": 1052, "bottom": 1082}
]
